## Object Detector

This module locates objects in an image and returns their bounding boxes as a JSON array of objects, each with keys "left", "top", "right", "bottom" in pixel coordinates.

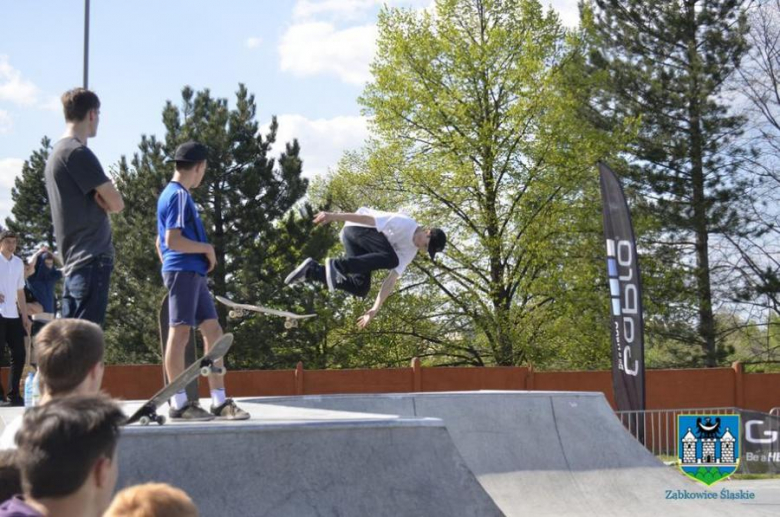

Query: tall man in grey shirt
[{"left": 44, "top": 88, "right": 124, "bottom": 327}]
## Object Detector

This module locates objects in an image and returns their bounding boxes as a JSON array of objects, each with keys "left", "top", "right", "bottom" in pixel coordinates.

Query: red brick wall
[{"left": 3, "top": 362, "right": 778, "bottom": 412}]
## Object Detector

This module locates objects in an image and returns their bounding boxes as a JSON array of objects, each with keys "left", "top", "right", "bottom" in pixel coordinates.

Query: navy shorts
[{"left": 162, "top": 271, "right": 218, "bottom": 327}]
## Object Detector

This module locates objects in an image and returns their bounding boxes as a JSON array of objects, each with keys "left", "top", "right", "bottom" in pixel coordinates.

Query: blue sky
[{"left": 0, "top": 0, "right": 578, "bottom": 226}]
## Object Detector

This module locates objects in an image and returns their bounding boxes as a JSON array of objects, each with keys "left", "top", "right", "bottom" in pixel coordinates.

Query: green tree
[
  {"left": 588, "top": 0, "right": 752, "bottom": 366},
  {"left": 6, "top": 137, "right": 55, "bottom": 255},
  {"left": 319, "top": 0, "right": 631, "bottom": 367}
]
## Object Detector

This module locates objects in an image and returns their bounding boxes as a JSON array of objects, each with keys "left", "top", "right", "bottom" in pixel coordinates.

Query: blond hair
[{"left": 104, "top": 483, "right": 198, "bottom": 517}]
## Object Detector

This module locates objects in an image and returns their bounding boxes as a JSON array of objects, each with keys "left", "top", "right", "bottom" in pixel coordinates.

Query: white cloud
[
  {"left": 281, "top": 0, "right": 576, "bottom": 85},
  {"left": 279, "top": 22, "right": 376, "bottom": 85},
  {"left": 0, "top": 55, "right": 40, "bottom": 106},
  {"left": 245, "top": 36, "right": 263, "bottom": 49},
  {"left": 266, "top": 114, "right": 369, "bottom": 178},
  {"left": 293, "top": 0, "right": 431, "bottom": 22},
  {"left": 0, "top": 110, "right": 12, "bottom": 134},
  {"left": 294, "top": 0, "right": 376, "bottom": 22},
  {"left": 0, "top": 158, "right": 24, "bottom": 225}
]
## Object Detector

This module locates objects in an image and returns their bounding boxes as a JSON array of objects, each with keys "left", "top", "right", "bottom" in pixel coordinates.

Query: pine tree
[
  {"left": 588, "top": 0, "right": 751, "bottom": 366},
  {"left": 6, "top": 137, "right": 55, "bottom": 255},
  {"left": 105, "top": 85, "right": 338, "bottom": 367}
]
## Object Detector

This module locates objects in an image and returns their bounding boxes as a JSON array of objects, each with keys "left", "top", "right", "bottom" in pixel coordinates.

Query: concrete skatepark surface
[{"left": 2, "top": 390, "right": 778, "bottom": 516}]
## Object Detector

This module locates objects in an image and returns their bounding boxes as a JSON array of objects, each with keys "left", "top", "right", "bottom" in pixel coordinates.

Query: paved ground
[{"left": 2, "top": 391, "right": 778, "bottom": 516}]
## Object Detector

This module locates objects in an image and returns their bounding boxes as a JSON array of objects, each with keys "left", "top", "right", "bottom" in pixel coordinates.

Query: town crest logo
[{"left": 677, "top": 414, "right": 740, "bottom": 486}]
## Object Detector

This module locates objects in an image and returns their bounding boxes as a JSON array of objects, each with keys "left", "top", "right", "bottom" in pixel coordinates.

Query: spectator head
[
  {"left": 14, "top": 395, "right": 124, "bottom": 515},
  {"left": 34, "top": 319, "right": 105, "bottom": 398},
  {"left": 61, "top": 88, "right": 100, "bottom": 136},
  {"left": 171, "top": 141, "right": 208, "bottom": 187},
  {"left": 0, "top": 230, "right": 17, "bottom": 255},
  {"left": 104, "top": 483, "right": 199, "bottom": 517},
  {"left": 41, "top": 251, "right": 55, "bottom": 269},
  {"left": 0, "top": 449, "right": 22, "bottom": 502}
]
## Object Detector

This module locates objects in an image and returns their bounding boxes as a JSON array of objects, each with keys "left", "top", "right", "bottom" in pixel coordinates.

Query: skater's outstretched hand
[
  {"left": 314, "top": 211, "right": 333, "bottom": 225},
  {"left": 357, "top": 308, "right": 377, "bottom": 329}
]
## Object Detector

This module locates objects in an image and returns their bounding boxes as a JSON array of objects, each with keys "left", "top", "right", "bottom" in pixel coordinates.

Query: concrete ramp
[
  {"left": 251, "top": 391, "right": 775, "bottom": 516},
  {"left": 5, "top": 391, "right": 775, "bottom": 516},
  {"left": 116, "top": 404, "right": 502, "bottom": 517}
]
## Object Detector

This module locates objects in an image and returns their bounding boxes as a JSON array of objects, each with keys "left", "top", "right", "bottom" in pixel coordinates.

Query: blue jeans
[{"left": 62, "top": 254, "right": 114, "bottom": 327}]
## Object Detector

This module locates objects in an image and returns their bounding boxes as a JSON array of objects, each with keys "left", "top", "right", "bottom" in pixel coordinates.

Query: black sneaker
[
  {"left": 0, "top": 395, "right": 24, "bottom": 407},
  {"left": 210, "top": 399, "right": 250, "bottom": 420},
  {"left": 285, "top": 258, "right": 316, "bottom": 285},
  {"left": 168, "top": 401, "right": 215, "bottom": 421},
  {"left": 325, "top": 258, "right": 346, "bottom": 292}
]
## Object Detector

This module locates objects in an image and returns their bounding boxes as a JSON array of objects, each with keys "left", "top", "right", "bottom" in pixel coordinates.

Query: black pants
[
  {"left": 313, "top": 226, "right": 399, "bottom": 297},
  {"left": 0, "top": 316, "right": 25, "bottom": 399}
]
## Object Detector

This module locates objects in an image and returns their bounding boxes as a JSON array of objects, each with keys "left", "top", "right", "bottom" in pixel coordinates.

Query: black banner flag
[{"left": 599, "top": 162, "right": 646, "bottom": 413}]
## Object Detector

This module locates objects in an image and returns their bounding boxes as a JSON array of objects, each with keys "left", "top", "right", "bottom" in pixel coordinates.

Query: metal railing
[{"left": 615, "top": 407, "right": 738, "bottom": 457}]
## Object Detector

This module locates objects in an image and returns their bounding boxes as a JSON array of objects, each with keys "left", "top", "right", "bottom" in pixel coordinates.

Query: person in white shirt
[
  {"left": 0, "top": 231, "right": 30, "bottom": 406},
  {"left": 285, "top": 208, "right": 446, "bottom": 328}
]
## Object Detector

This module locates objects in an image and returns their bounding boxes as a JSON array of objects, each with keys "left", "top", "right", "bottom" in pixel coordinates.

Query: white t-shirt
[
  {"left": 344, "top": 207, "right": 420, "bottom": 275},
  {"left": 0, "top": 415, "right": 22, "bottom": 450},
  {"left": 0, "top": 254, "right": 24, "bottom": 319}
]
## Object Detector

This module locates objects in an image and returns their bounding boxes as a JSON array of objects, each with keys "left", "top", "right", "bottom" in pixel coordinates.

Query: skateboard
[
  {"left": 125, "top": 333, "right": 233, "bottom": 426},
  {"left": 159, "top": 293, "right": 198, "bottom": 402},
  {"left": 215, "top": 295, "right": 316, "bottom": 329}
]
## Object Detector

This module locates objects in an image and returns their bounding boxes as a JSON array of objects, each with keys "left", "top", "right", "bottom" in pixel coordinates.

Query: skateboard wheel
[
  {"left": 229, "top": 310, "right": 238, "bottom": 319},
  {"left": 200, "top": 366, "right": 211, "bottom": 377},
  {"left": 139, "top": 416, "right": 151, "bottom": 426},
  {"left": 284, "top": 320, "right": 293, "bottom": 329},
  {"left": 216, "top": 367, "right": 227, "bottom": 376},
  {"left": 156, "top": 415, "right": 166, "bottom": 425}
]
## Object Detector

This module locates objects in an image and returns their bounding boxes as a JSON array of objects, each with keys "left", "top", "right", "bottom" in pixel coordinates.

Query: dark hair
[
  {"left": 61, "top": 88, "right": 100, "bottom": 122},
  {"left": 175, "top": 160, "right": 201, "bottom": 172},
  {"left": 0, "top": 230, "right": 17, "bottom": 242},
  {"left": 0, "top": 450, "right": 22, "bottom": 501},
  {"left": 14, "top": 395, "right": 125, "bottom": 499},
  {"left": 35, "top": 319, "right": 105, "bottom": 395}
]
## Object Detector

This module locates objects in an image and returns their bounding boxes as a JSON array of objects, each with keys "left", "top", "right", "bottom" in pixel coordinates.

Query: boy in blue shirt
[{"left": 156, "top": 142, "right": 248, "bottom": 421}]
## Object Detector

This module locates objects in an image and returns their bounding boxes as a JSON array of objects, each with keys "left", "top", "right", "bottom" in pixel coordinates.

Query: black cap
[
  {"left": 428, "top": 228, "right": 446, "bottom": 260},
  {"left": 170, "top": 141, "right": 208, "bottom": 163},
  {"left": 0, "top": 230, "right": 17, "bottom": 242}
]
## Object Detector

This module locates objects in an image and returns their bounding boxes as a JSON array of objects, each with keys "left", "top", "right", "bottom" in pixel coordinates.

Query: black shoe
[
  {"left": 168, "top": 401, "right": 215, "bottom": 421},
  {"left": 285, "top": 258, "right": 316, "bottom": 285},
  {"left": 210, "top": 399, "right": 250, "bottom": 420},
  {"left": 0, "top": 396, "right": 24, "bottom": 407}
]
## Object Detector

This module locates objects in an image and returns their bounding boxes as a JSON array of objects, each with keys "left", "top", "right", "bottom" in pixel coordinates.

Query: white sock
[
  {"left": 172, "top": 390, "right": 188, "bottom": 410},
  {"left": 211, "top": 388, "right": 226, "bottom": 407}
]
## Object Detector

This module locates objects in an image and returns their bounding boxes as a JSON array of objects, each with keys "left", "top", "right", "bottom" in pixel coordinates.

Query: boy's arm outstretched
[{"left": 358, "top": 270, "right": 399, "bottom": 329}]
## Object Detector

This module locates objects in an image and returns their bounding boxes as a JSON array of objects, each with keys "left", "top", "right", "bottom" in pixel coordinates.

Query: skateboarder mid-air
[
  {"left": 156, "top": 141, "right": 248, "bottom": 421},
  {"left": 285, "top": 208, "right": 446, "bottom": 328}
]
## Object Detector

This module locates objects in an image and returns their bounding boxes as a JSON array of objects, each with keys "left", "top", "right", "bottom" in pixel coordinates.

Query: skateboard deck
[
  {"left": 159, "top": 293, "right": 198, "bottom": 402},
  {"left": 125, "top": 333, "right": 233, "bottom": 425},
  {"left": 215, "top": 295, "right": 316, "bottom": 329}
]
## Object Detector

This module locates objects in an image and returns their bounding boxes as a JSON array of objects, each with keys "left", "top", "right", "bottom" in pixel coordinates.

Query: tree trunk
[{"left": 686, "top": 0, "right": 717, "bottom": 366}]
